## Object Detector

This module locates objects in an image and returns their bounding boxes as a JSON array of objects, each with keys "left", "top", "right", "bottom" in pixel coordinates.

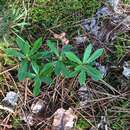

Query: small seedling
[
  {"left": 65, "top": 44, "right": 104, "bottom": 85},
  {"left": 5, "top": 36, "right": 51, "bottom": 96},
  {"left": 5, "top": 36, "right": 104, "bottom": 96},
  {"left": 47, "top": 40, "right": 72, "bottom": 77},
  {"left": 5, "top": 36, "right": 43, "bottom": 80}
]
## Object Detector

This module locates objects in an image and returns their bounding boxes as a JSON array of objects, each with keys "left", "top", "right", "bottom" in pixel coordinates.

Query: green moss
[
  {"left": 114, "top": 33, "right": 130, "bottom": 61},
  {"left": 110, "top": 101, "right": 130, "bottom": 130},
  {"left": 31, "top": 0, "right": 101, "bottom": 31},
  {"left": 75, "top": 118, "right": 91, "bottom": 129},
  {"left": 11, "top": 116, "right": 22, "bottom": 129},
  {"left": 123, "top": 0, "right": 130, "bottom": 4}
]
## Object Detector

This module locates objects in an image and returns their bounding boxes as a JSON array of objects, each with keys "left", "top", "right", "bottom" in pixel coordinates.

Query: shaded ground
[{"left": 0, "top": 0, "right": 130, "bottom": 130}]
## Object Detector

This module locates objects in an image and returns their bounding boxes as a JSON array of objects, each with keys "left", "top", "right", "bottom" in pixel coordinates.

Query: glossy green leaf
[
  {"left": 87, "top": 48, "right": 104, "bottom": 63},
  {"left": 30, "top": 37, "right": 42, "bottom": 55},
  {"left": 32, "top": 51, "right": 51, "bottom": 59},
  {"left": 86, "top": 65, "right": 103, "bottom": 80},
  {"left": 40, "top": 63, "right": 53, "bottom": 76},
  {"left": 62, "top": 45, "right": 73, "bottom": 52},
  {"left": 55, "top": 61, "right": 62, "bottom": 75},
  {"left": 5, "top": 49, "right": 24, "bottom": 58},
  {"left": 33, "top": 77, "right": 41, "bottom": 96},
  {"left": 65, "top": 52, "right": 82, "bottom": 64},
  {"left": 27, "top": 72, "right": 35, "bottom": 79},
  {"left": 75, "top": 65, "right": 82, "bottom": 72},
  {"left": 55, "top": 61, "right": 69, "bottom": 76},
  {"left": 47, "top": 40, "right": 59, "bottom": 57},
  {"left": 83, "top": 44, "right": 92, "bottom": 63},
  {"left": 16, "top": 36, "right": 25, "bottom": 51},
  {"left": 66, "top": 70, "right": 79, "bottom": 78},
  {"left": 16, "top": 36, "right": 30, "bottom": 55},
  {"left": 40, "top": 77, "right": 53, "bottom": 85},
  {"left": 31, "top": 61, "right": 39, "bottom": 74},
  {"left": 18, "top": 60, "right": 28, "bottom": 80},
  {"left": 78, "top": 70, "right": 86, "bottom": 85},
  {"left": 61, "top": 63, "right": 70, "bottom": 77},
  {"left": 24, "top": 41, "right": 30, "bottom": 55}
]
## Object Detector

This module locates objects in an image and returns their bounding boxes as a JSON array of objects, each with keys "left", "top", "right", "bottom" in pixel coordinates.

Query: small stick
[{"left": 0, "top": 65, "right": 18, "bottom": 75}]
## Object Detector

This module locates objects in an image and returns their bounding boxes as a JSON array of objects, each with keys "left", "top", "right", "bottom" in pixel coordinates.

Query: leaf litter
[
  {"left": 0, "top": 0, "right": 130, "bottom": 130},
  {"left": 82, "top": 0, "right": 130, "bottom": 43},
  {"left": 52, "top": 108, "right": 77, "bottom": 130}
]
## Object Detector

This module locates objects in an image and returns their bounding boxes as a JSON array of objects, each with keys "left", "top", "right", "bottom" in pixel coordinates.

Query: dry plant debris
[
  {"left": 52, "top": 108, "right": 77, "bottom": 130},
  {"left": 90, "top": 116, "right": 108, "bottom": 130},
  {"left": 53, "top": 32, "right": 69, "bottom": 45},
  {"left": 82, "top": 0, "right": 130, "bottom": 43},
  {"left": 0, "top": 0, "right": 130, "bottom": 130}
]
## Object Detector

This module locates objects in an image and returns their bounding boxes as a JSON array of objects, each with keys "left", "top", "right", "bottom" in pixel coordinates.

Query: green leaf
[
  {"left": 66, "top": 70, "right": 78, "bottom": 78},
  {"left": 5, "top": 49, "right": 24, "bottom": 58},
  {"left": 18, "top": 60, "right": 28, "bottom": 80},
  {"left": 86, "top": 65, "right": 103, "bottom": 80},
  {"left": 78, "top": 70, "right": 86, "bottom": 85},
  {"left": 75, "top": 65, "right": 82, "bottom": 72},
  {"left": 30, "top": 37, "right": 42, "bottom": 55},
  {"left": 87, "top": 48, "right": 104, "bottom": 63},
  {"left": 16, "top": 36, "right": 25, "bottom": 51},
  {"left": 55, "top": 61, "right": 69, "bottom": 77},
  {"left": 47, "top": 40, "right": 59, "bottom": 57},
  {"left": 27, "top": 72, "right": 35, "bottom": 79},
  {"left": 31, "top": 61, "right": 39, "bottom": 74},
  {"left": 40, "top": 77, "right": 53, "bottom": 85},
  {"left": 32, "top": 51, "right": 51, "bottom": 59},
  {"left": 83, "top": 44, "right": 92, "bottom": 63},
  {"left": 16, "top": 36, "right": 30, "bottom": 55},
  {"left": 33, "top": 77, "right": 41, "bottom": 96},
  {"left": 40, "top": 63, "right": 53, "bottom": 76},
  {"left": 65, "top": 52, "right": 82, "bottom": 64},
  {"left": 62, "top": 45, "right": 73, "bottom": 52},
  {"left": 61, "top": 63, "right": 70, "bottom": 77},
  {"left": 55, "top": 61, "right": 62, "bottom": 75}
]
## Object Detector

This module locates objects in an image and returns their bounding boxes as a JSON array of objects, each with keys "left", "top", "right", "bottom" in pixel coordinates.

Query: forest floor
[{"left": 0, "top": 0, "right": 130, "bottom": 130}]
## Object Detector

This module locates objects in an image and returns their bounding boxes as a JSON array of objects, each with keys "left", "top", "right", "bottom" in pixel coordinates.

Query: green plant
[
  {"left": 123, "top": 0, "right": 130, "bottom": 4},
  {"left": 114, "top": 36, "right": 125, "bottom": 61},
  {"left": 75, "top": 118, "right": 91, "bottom": 129},
  {"left": 31, "top": 0, "right": 101, "bottom": 32},
  {"left": 0, "top": 5, "right": 27, "bottom": 39},
  {"left": 47, "top": 40, "right": 73, "bottom": 77},
  {"left": 5, "top": 36, "right": 104, "bottom": 96},
  {"left": 11, "top": 116, "right": 22, "bottom": 128},
  {"left": 109, "top": 101, "right": 130, "bottom": 130},
  {"left": 6, "top": 36, "right": 42, "bottom": 80},
  {"left": 5, "top": 36, "right": 51, "bottom": 96},
  {"left": 65, "top": 44, "right": 104, "bottom": 85}
]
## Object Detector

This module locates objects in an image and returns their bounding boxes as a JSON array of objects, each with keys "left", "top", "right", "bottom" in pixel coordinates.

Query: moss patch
[{"left": 31, "top": 0, "right": 101, "bottom": 31}]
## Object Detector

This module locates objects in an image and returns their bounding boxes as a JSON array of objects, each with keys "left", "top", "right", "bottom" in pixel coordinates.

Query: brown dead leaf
[
  {"left": 52, "top": 108, "right": 77, "bottom": 130},
  {"left": 53, "top": 32, "right": 69, "bottom": 45}
]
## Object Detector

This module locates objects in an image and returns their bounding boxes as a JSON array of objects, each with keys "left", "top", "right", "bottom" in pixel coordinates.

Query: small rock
[
  {"left": 96, "top": 63, "right": 107, "bottom": 77},
  {"left": 90, "top": 116, "right": 108, "bottom": 130},
  {"left": 2, "top": 91, "right": 18, "bottom": 106},
  {"left": 74, "top": 36, "right": 87, "bottom": 44},
  {"left": 31, "top": 99, "right": 45, "bottom": 114},
  {"left": 123, "top": 62, "right": 130, "bottom": 79},
  {"left": 52, "top": 108, "right": 77, "bottom": 130},
  {"left": 78, "top": 86, "right": 92, "bottom": 107},
  {"left": 96, "top": 7, "right": 112, "bottom": 17},
  {"left": 0, "top": 91, "right": 18, "bottom": 112},
  {"left": 22, "top": 113, "right": 34, "bottom": 126},
  {"left": 97, "top": 116, "right": 108, "bottom": 130}
]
